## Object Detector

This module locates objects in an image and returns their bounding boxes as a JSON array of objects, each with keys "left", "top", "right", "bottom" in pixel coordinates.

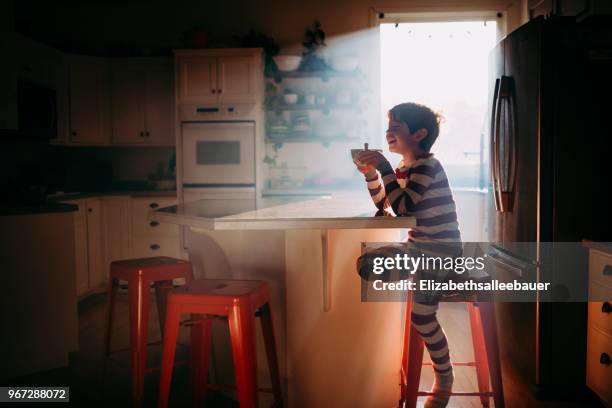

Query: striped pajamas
[{"left": 363, "top": 154, "right": 461, "bottom": 378}]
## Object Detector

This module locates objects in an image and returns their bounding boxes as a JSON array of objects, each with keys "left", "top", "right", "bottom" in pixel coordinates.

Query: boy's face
[{"left": 386, "top": 118, "right": 418, "bottom": 154}]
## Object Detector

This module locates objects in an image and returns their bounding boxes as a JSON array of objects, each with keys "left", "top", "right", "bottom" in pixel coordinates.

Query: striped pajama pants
[
  {"left": 356, "top": 242, "right": 454, "bottom": 374},
  {"left": 410, "top": 300, "right": 452, "bottom": 374}
]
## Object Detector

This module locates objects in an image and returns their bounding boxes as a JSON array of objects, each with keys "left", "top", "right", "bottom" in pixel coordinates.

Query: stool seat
[
  {"left": 169, "top": 279, "right": 270, "bottom": 308},
  {"left": 158, "top": 279, "right": 283, "bottom": 408},
  {"left": 111, "top": 256, "right": 192, "bottom": 280},
  {"left": 103, "top": 256, "right": 194, "bottom": 407}
]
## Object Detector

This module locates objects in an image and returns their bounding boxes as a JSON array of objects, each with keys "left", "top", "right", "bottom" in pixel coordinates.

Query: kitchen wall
[
  {"left": 15, "top": 0, "right": 523, "bottom": 54},
  {"left": 8, "top": 0, "right": 528, "bottom": 196}
]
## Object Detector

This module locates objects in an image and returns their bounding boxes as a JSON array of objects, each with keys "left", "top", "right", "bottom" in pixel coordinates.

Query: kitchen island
[{"left": 152, "top": 192, "right": 415, "bottom": 408}]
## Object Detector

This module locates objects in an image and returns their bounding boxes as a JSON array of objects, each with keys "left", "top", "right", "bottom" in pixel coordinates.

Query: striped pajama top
[{"left": 365, "top": 154, "right": 461, "bottom": 244}]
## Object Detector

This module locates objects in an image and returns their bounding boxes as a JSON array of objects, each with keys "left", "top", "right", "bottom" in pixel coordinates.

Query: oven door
[{"left": 181, "top": 122, "right": 255, "bottom": 186}]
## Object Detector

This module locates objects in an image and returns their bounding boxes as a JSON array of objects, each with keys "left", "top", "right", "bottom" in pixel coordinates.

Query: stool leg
[
  {"left": 154, "top": 280, "right": 174, "bottom": 337},
  {"left": 259, "top": 303, "right": 283, "bottom": 407},
  {"left": 103, "top": 277, "right": 119, "bottom": 373},
  {"left": 400, "top": 299, "right": 413, "bottom": 405},
  {"left": 129, "top": 276, "right": 151, "bottom": 408},
  {"left": 478, "top": 302, "right": 505, "bottom": 408},
  {"left": 228, "top": 304, "right": 258, "bottom": 408},
  {"left": 190, "top": 315, "right": 212, "bottom": 407},
  {"left": 404, "top": 323, "right": 424, "bottom": 408},
  {"left": 468, "top": 303, "right": 491, "bottom": 408},
  {"left": 158, "top": 302, "right": 181, "bottom": 408}
]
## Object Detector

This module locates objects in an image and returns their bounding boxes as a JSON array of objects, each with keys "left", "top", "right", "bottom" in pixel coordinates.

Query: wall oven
[{"left": 181, "top": 121, "right": 255, "bottom": 188}]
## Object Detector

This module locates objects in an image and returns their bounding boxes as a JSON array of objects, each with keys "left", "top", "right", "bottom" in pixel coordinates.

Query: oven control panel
[{"left": 179, "top": 104, "right": 257, "bottom": 121}]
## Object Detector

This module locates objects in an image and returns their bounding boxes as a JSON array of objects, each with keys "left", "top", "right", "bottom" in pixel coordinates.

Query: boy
[{"left": 356, "top": 102, "right": 461, "bottom": 408}]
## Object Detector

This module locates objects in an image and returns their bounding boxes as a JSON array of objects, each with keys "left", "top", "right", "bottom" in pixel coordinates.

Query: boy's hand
[{"left": 357, "top": 151, "right": 388, "bottom": 169}]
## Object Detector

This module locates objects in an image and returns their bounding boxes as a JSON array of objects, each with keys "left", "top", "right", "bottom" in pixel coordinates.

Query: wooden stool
[
  {"left": 158, "top": 279, "right": 283, "bottom": 408},
  {"left": 103, "top": 256, "right": 194, "bottom": 407},
  {"left": 399, "top": 300, "right": 505, "bottom": 408}
]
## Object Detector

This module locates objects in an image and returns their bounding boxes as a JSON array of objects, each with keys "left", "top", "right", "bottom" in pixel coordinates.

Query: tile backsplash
[{"left": 0, "top": 144, "right": 176, "bottom": 195}]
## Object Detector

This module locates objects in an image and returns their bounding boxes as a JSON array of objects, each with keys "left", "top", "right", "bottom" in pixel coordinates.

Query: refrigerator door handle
[
  {"left": 497, "top": 76, "right": 518, "bottom": 213},
  {"left": 490, "top": 77, "right": 501, "bottom": 212}
]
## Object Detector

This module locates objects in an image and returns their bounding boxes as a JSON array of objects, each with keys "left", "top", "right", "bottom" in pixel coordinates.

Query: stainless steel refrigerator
[{"left": 487, "top": 15, "right": 612, "bottom": 398}]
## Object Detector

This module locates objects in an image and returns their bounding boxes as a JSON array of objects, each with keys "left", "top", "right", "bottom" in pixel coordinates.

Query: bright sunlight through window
[{"left": 381, "top": 20, "right": 497, "bottom": 190}]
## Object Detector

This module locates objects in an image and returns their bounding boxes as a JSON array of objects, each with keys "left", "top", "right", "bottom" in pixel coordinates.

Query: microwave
[{"left": 17, "top": 79, "right": 58, "bottom": 141}]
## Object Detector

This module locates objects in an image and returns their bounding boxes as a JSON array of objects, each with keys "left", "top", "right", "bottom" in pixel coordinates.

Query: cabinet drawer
[
  {"left": 586, "top": 326, "right": 612, "bottom": 406},
  {"left": 590, "top": 250, "right": 612, "bottom": 289},
  {"left": 132, "top": 236, "right": 181, "bottom": 259},
  {"left": 590, "top": 302, "right": 612, "bottom": 336},
  {"left": 131, "top": 197, "right": 178, "bottom": 237}
]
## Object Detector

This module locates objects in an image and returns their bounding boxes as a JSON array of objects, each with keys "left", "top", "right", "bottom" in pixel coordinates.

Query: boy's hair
[{"left": 388, "top": 102, "right": 443, "bottom": 151}]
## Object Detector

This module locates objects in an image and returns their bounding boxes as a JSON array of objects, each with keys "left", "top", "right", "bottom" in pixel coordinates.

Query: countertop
[
  {"left": 152, "top": 192, "right": 415, "bottom": 230},
  {"left": 0, "top": 202, "right": 79, "bottom": 216},
  {"left": 582, "top": 240, "right": 612, "bottom": 256},
  {"left": 47, "top": 189, "right": 177, "bottom": 201}
]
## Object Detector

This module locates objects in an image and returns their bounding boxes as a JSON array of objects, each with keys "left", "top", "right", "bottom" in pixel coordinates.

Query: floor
[{"left": 2, "top": 292, "right": 604, "bottom": 407}]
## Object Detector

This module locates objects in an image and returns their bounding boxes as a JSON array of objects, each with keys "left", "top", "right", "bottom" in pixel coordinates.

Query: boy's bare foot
[{"left": 424, "top": 369, "right": 454, "bottom": 408}]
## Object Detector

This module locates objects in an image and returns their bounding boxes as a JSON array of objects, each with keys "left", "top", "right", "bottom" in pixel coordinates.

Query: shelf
[
  {"left": 266, "top": 69, "right": 361, "bottom": 83},
  {"left": 266, "top": 103, "right": 360, "bottom": 113},
  {"left": 265, "top": 135, "right": 360, "bottom": 144}
]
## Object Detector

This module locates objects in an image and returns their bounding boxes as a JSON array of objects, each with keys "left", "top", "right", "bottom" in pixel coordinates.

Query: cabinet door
[
  {"left": 65, "top": 200, "right": 89, "bottom": 296},
  {"left": 86, "top": 199, "right": 105, "bottom": 288},
  {"left": 101, "top": 197, "right": 131, "bottom": 272},
  {"left": 217, "top": 56, "right": 256, "bottom": 102},
  {"left": 69, "top": 58, "right": 110, "bottom": 144},
  {"left": 177, "top": 56, "right": 217, "bottom": 103},
  {"left": 111, "top": 64, "right": 147, "bottom": 144},
  {"left": 145, "top": 62, "right": 175, "bottom": 145}
]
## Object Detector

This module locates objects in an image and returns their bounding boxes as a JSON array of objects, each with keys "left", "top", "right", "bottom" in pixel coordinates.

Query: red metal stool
[
  {"left": 399, "top": 300, "right": 505, "bottom": 408},
  {"left": 103, "top": 256, "right": 194, "bottom": 407},
  {"left": 158, "top": 279, "right": 283, "bottom": 408}
]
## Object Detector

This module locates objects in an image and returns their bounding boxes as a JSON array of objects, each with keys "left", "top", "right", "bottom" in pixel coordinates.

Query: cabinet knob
[
  {"left": 600, "top": 353, "right": 611, "bottom": 366},
  {"left": 603, "top": 302, "right": 612, "bottom": 314},
  {"left": 139, "top": 131, "right": 145, "bottom": 137},
  {"left": 218, "top": 89, "right": 222, "bottom": 94},
  {"left": 149, "top": 221, "right": 159, "bottom": 227},
  {"left": 150, "top": 244, "right": 160, "bottom": 251},
  {"left": 211, "top": 89, "right": 216, "bottom": 94},
  {"left": 88, "top": 208, "right": 92, "bottom": 213},
  {"left": 72, "top": 131, "right": 77, "bottom": 136},
  {"left": 149, "top": 202, "right": 159, "bottom": 209},
  {"left": 145, "top": 131, "right": 150, "bottom": 137}
]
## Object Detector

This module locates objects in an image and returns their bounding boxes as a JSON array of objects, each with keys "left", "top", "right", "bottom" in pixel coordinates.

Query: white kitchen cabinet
[
  {"left": 69, "top": 56, "right": 110, "bottom": 145},
  {"left": 85, "top": 199, "right": 105, "bottom": 289},
  {"left": 131, "top": 197, "right": 183, "bottom": 260},
  {"left": 176, "top": 55, "right": 217, "bottom": 103},
  {"left": 586, "top": 246, "right": 612, "bottom": 407},
  {"left": 144, "top": 62, "right": 174, "bottom": 145},
  {"left": 71, "top": 201, "right": 89, "bottom": 295},
  {"left": 217, "top": 56, "right": 256, "bottom": 102},
  {"left": 101, "top": 197, "right": 132, "bottom": 275},
  {"left": 111, "top": 58, "right": 174, "bottom": 145},
  {"left": 175, "top": 49, "right": 262, "bottom": 104},
  {"left": 65, "top": 198, "right": 106, "bottom": 297}
]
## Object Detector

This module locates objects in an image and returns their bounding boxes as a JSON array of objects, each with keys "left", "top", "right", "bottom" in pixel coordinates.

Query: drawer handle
[
  {"left": 600, "top": 353, "right": 611, "bottom": 366},
  {"left": 603, "top": 265, "right": 612, "bottom": 276},
  {"left": 150, "top": 244, "right": 160, "bottom": 250},
  {"left": 149, "top": 202, "right": 159, "bottom": 209},
  {"left": 603, "top": 302, "right": 612, "bottom": 314},
  {"left": 150, "top": 221, "right": 160, "bottom": 227}
]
